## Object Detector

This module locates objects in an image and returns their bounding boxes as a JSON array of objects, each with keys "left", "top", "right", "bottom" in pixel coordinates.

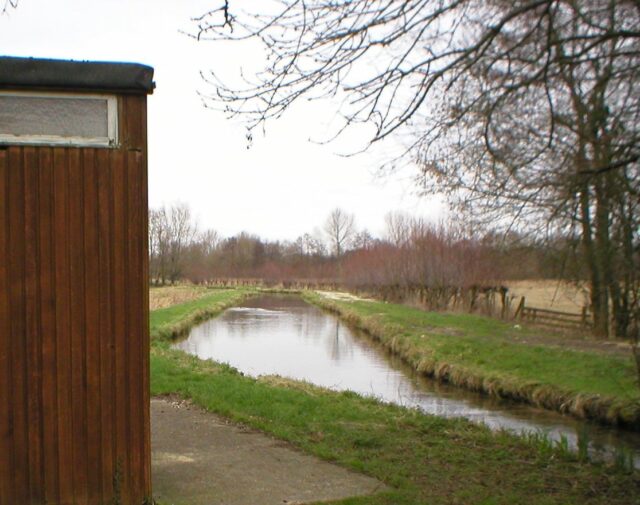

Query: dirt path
[{"left": 151, "top": 397, "right": 386, "bottom": 505}]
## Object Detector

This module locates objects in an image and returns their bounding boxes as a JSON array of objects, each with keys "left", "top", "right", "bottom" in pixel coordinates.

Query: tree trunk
[
  {"left": 612, "top": 191, "right": 635, "bottom": 339},
  {"left": 594, "top": 175, "right": 613, "bottom": 338},
  {"left": 579, "top": 180, "right": 608, "bottom": 337}
]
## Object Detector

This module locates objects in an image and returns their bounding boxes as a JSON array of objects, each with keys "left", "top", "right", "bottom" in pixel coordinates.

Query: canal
[{"left": 173, "top": 295, "right": 640, "bottom": 467}]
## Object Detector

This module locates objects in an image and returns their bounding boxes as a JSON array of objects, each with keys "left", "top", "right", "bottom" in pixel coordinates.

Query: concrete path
[{"left": 151, "top": 397, "right": 386, "bottom": 505}]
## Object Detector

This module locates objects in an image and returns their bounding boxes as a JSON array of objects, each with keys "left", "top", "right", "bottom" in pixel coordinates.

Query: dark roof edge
[{"left": 0, "top": 56, "right": 155, "bottom": 94}]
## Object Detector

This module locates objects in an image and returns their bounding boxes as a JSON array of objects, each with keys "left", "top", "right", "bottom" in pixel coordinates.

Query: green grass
[
  {"left": 305, "top": 294, "right": 640, "bottom": 426},
  {"left": 149, "top": 289, "right": 639, "bottom": 505}
]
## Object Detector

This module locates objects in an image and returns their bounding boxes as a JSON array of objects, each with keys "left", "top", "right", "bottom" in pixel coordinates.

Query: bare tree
[
  {"left": 385, "top": 212, "right": 412, "bottom": 247},
  {"left": 407, "top": 1, "right": 640, "bottom": 338},
  {"left": 184, "top": 228, "right": 221, "bottom": 284},
  {"left": 167, "top": 203, "right": 197, "bottom": 284},
  {"left": 352, "top": 229, "right": 375, "bottom": 250},
  {"left": 324, "top": 208, "right": 355, "bottom": 257},
  {"left": 149, "top": 203, "right": 198, "bottom": 285},
  {"left": 2, "top": 0, "right": 17, "bottom": 14},
  {"left": 149, "top": 207, "right": 170, "bottom": 285},
  {"left": 198, "top": 229, "right": 221, "bottom": 256},
  {"left": 294, "top": 232, "right": 326, "bottom": 257},
  {"left": 195, "top": 2, "right": 638, "bottom": 147}
]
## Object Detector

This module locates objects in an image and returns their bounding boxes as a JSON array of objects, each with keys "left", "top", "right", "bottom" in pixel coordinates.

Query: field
[
  {"left": 150, "top": 280, "right": 592, "bottom": 314},
  {"left": 506, "top": 279, "right": 590, "bottom": 315},
  {"left": 149, "top": 288, "right": 639, "bottom": 505},
  {"left": 149, "top": 284, "right": 211, "bottom": 310}
]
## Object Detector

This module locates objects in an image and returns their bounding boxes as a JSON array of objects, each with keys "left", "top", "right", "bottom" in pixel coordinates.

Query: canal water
[{"left": 173, "top": 295, "right": 640, "bottom": 466}]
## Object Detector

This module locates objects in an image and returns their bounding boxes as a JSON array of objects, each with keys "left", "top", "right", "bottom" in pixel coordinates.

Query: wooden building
[{"left": 0, "top": 57, "right": 154, "bottom": 505}]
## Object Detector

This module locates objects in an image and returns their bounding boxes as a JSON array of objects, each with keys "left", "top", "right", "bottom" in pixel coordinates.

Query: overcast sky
[{"left": 0, "top": 0, "right": 443, "bottom": 241}]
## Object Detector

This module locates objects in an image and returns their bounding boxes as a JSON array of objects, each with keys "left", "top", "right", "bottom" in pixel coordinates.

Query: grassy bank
[
  {"left": 149, "top": 289, "right": 638, "bottom": 505},
  {"left": 304, "top": 292, "right": 640, "bottom": 428}
]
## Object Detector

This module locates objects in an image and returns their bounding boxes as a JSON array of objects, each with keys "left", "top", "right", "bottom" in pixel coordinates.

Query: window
[{"left": 0, "top": 91, "right": 118, "bottom": 147}]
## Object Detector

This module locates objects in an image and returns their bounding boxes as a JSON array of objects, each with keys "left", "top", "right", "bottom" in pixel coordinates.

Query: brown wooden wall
[{"left": 0, "top": 95, "right": 151, "bottom": 505}]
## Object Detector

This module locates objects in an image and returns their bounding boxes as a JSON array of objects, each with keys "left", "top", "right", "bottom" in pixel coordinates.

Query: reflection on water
[{"left": 174, "top": 295, "right": 640, "bottom": 467}]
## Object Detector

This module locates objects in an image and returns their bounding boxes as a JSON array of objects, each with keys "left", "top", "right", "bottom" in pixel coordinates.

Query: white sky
[{"left": 0, "top": 0, "right": 443, "bottom": 241}]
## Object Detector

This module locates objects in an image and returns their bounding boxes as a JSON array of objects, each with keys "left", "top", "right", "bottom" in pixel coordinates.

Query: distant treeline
[{"left": 149, "top": 204, "right": 578, "bottom": 295}]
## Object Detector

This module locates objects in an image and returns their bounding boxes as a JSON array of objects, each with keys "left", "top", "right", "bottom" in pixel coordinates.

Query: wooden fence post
[
  {"left": 500, "top": 287, "right": 508, "bottom": 319},
  {"left": 513, "top": 296, "right": 526, "bottom": 320}
]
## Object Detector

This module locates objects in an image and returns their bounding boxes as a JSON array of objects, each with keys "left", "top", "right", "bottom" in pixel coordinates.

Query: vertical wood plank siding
[{"left": 0, "top": 95, "right": 151, "bottom": 505}]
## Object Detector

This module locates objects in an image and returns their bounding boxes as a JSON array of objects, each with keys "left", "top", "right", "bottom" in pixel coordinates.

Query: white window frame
[{"left": 0, "top": 91, "right": 119, "bottom": 148}]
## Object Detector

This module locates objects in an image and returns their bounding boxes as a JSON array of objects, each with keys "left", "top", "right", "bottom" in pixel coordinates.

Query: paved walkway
[{"left": 151, "top": 397, "right": 386, "bottom": 505}]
